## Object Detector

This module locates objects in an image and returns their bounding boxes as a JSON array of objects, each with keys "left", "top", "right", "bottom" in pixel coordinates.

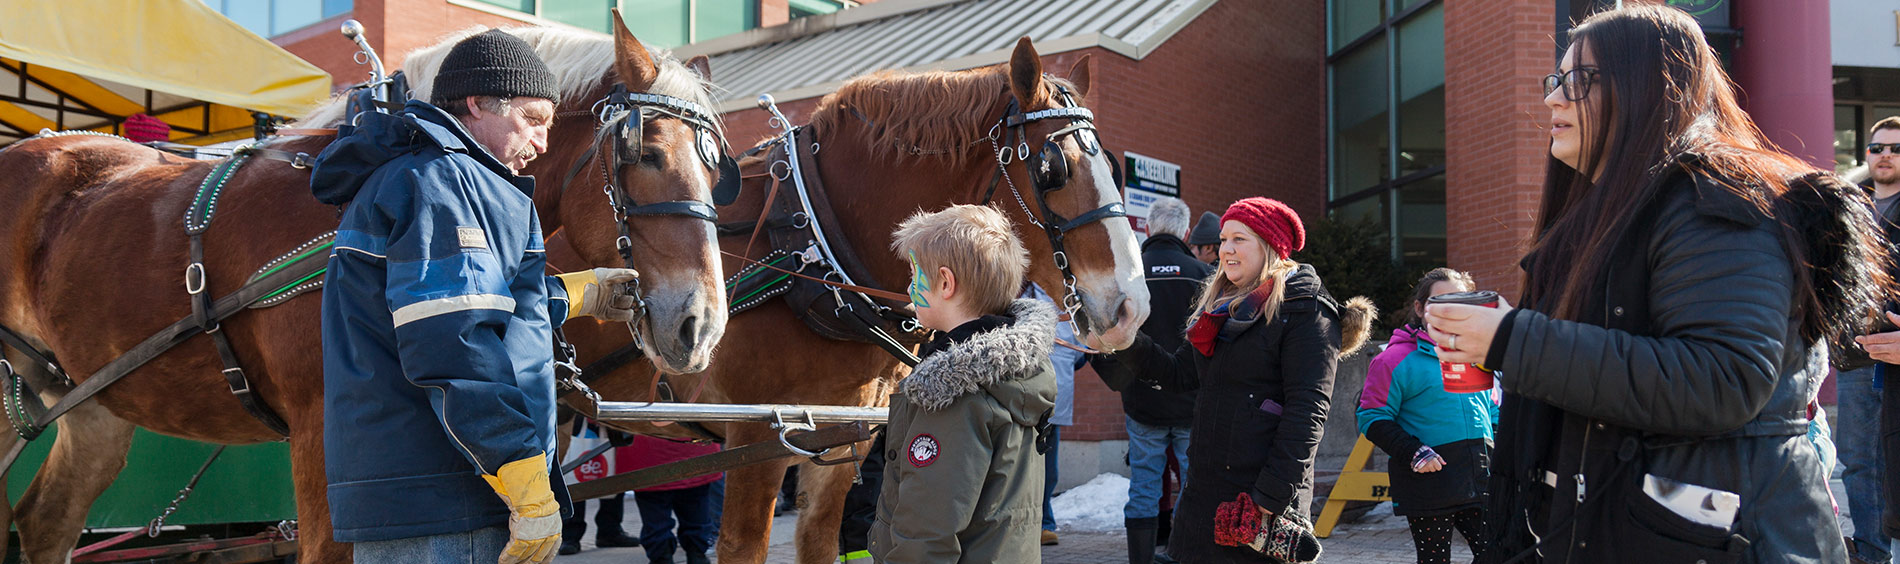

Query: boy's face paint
[{"left": 908, "top": 250, "right": 932, "bottom": 309}]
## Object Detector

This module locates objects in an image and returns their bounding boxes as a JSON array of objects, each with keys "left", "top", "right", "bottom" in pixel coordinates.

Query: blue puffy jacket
[{"left": 314, "top": 100, "right": 572, "bottom": 542}]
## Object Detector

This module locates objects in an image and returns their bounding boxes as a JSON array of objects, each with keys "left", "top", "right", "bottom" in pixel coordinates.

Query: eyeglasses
[
  {"left": 1543, "top": 67, "right": 1600, "bottom": 102},
  {"left": 1870, "top": 143, "right": 1900, "bottom": 155}
]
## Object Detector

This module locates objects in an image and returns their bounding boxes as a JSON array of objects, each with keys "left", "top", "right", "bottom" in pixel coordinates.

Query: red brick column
[
  {"left": 1732, "top": 0, "right": 1834, "bottom": 169},
  {"left": 1442, "top": 1, "right": 1556, "bottom": 300}
]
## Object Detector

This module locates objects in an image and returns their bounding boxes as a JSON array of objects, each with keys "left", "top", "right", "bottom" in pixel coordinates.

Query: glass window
[
  {"left": 322, "top": 0, "right": 353, "bottom": 19},
  {"left": 621, "top": 0, "right": 690, "bottom": 47},
  {"left": 222, "top": 0, "right": 272, "bottom": 38},
  {"left": 1328, "top": 0, "right": 1441, "bottom": 264},
  {"left": 1877, "top": 106, "right": 1900, "bottom": 126},
  {"left": 696, "top": 0, "right": 757, "bottom": 43},
  {"left": 789, "top": 0, "right": 844, "bottom": 18},
  {"left": 1396, "top": 4, "right": 1444, "bottom": 178},
  {"left": 1396, "top": 176, "right": 1446, "bottom": 268},
  {"left": 472, "top": 0, "right": 535, "bottom": 13},
  {"left": 1333, "top": 191, "right": 1393, "bottom": 244},
  {"left": 1330, "top": 0, "right": 1387, "bottom": 52},
  {"left": 1837, "top": 105, "right": 1862, "bottom": 176},
  {"left": 1331, "top": 35, "right": 1388, "bottom": 198},
  {"left": 272, "top": 0, "right": 323, "bottom": 35},
  {"left": 544, "top": 0, "right": 614, "bottom": 33}
]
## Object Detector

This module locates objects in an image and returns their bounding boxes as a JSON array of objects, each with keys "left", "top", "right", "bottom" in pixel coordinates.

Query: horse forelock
[
  {"left": 296, "top": 26, "right": 720, "bottom": 135},
  {"left": 807, "top": 67, "right": 1079, "bottom": 168}
]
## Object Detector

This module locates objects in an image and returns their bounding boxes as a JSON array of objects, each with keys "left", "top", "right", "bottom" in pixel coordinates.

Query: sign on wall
[{"left": 1122, "top": 151, "right": 1181, "bottom": 238}]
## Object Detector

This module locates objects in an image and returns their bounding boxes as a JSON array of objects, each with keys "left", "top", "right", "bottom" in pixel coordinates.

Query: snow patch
[{"left": 1052, "top": 473, "right": 1130, "bottom": 532}]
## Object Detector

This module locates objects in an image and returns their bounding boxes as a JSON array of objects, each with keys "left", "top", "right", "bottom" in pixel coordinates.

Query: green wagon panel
[{"left": 6, "top": 427, "right": 294, "bottom": 528}]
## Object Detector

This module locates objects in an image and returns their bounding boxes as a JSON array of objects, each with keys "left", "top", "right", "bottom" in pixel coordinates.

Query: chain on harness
[{"left": 984, "top": 82, "right": 1127, "bottom": 339}]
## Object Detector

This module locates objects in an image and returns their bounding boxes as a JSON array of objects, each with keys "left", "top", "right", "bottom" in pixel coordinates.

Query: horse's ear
[
  {"left": 610, "top": 9, "right": 659, "bottom": 90},
  {"left": 686, "top": 54, "right": 712, "bottom": 82},
  {"left": 1068, "top": 54, "right": 1092, "bottom": 101},
  {"left": 1008, "top": 37, "right": 1046, "bottom": 107}
]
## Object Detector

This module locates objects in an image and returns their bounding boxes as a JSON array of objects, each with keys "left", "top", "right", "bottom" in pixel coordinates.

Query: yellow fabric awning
[{"left": 0, "top": 0, "right": 332, "bottom": 143}]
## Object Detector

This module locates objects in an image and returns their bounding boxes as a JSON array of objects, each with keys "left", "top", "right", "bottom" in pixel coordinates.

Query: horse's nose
[{"left": 677, "top": 315, "right": 700, "bottom": 353}]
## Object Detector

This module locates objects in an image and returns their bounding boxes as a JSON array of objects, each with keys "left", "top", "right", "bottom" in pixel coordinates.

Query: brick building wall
[
  {"left": 1442, "top": 0, "right": 1554, "bottom": 300},
  {"left": 275, "top": 0, "right": 571, "bottom": 92}
]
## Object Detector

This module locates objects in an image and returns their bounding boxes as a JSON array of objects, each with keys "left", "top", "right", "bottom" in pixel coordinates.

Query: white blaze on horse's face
[{"left": 1067, "top": 135, "right": 1150, "bottom": 351}]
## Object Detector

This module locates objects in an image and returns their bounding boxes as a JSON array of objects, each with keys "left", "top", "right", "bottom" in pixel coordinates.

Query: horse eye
[{"left": 639, "top": 149, "right": 660, "bottom": 165}]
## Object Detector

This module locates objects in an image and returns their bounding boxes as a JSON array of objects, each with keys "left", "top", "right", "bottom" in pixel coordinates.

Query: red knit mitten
[{"left": 1213, "top": 492, "right": 1261, "bottom": 547}]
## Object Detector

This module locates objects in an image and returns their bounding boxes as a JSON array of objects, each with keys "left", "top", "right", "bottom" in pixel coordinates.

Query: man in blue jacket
[{"left": 313, "top": 30, "right": 641, "bottom": 564}]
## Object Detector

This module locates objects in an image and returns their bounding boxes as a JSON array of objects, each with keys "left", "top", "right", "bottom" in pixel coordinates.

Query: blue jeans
[
  {"left": 1043, "top": 425, "right": 1062, "bottom": 531},
  {"left": 352, "top": 525, "right": 509, "bottom": 564},
  {"left": 1839, "top": 364, "right": 1884, "bottom": 558},
  {"left": 634, "top": 484, "right": 718, "bottom": 562},
  {"left": 1125, "top": 416, "right": 1191, "bottom": 519},
  {"left": 1842, "top": 366, "right": 1892, "bottom": 562}
]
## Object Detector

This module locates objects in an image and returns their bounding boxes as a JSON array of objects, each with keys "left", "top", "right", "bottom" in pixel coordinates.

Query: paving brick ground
[
  {"left": 559, "top": 470, "right": 1856, "bottom": 563},
  {"left": 555, "top": 502, "right": 1469, "bottom": 563}
]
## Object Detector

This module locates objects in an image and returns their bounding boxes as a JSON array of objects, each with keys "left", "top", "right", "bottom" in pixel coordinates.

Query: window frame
[{"left": 1325, "top": 0, "right": 1445, "bottom": 265}]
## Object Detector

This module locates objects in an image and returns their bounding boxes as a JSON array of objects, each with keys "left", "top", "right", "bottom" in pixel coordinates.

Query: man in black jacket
[
  {"left": 1852, "top": 117, "right": 1900, "bottom": 564},
  {"left": 1112, "top": 197, "right": 1209, "bottom": 564}
]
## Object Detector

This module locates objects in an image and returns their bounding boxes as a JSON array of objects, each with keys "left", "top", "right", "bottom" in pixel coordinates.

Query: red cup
[{"left": 1427, "top": 291, "right": 1499, "bottom": 394}]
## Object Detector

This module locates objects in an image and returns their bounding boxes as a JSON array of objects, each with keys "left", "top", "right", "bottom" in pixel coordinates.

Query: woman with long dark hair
[{"left": 1423, "top": 5, "right": 1889, "bottom": 563}]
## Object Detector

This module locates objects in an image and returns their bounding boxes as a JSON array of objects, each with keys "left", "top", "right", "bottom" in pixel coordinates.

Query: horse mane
[
  {"left": 296, "top": 26, "right": 720, "bottom": 135},
  {"left": 808, "top": 67, "right": 1073, "bottom": 167}
]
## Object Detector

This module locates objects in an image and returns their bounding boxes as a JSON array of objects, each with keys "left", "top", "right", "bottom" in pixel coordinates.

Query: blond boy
[{"left": 868, "top": 205, "right": 1059, "bottom": 563}]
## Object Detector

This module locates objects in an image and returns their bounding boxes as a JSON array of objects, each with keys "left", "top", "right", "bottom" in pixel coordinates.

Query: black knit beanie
[
  {"left": 1188, "top": 211, "right": 1222, "bottom": 246},
  {"left": 430, "top": 30, "right": 559, "bottom": 108}
]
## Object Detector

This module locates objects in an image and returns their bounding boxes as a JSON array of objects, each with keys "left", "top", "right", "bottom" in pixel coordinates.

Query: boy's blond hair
[{"left": 891, "top": 205, "right": 1029, "bottom": 315}]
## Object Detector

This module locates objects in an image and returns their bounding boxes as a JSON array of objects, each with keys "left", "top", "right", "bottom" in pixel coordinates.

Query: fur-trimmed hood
[{"left": 900, "top": 299, "right": 1058, "bottom": 426}]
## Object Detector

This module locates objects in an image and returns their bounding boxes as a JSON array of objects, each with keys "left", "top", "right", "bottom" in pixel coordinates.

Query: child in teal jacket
[{"left": 1356, "top": 268, "right": 1497, "bottom": 564}]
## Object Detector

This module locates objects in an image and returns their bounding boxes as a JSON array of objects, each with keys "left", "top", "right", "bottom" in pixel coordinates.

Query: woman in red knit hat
[{"left": 1095, "top": 197, "right": 1374, "bottom": 563}]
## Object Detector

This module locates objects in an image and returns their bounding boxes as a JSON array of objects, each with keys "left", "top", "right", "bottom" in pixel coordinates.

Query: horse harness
[
  {"left": 0, "top": 129, "right": 332, "bottom": 470},
  {"left": 550, "top": 84, "right": 740, "bottom": 444},
  {"left": 707, "top": 82, "right": 1125, "bottom": 370},
  {"left": 980, "top": 83, "right": 1127, "bottom": 337}
]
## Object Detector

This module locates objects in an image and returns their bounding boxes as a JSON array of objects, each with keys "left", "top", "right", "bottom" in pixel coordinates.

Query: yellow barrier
[{"left": 1315, "top": 435, "right": 1390, "bottom": 538}]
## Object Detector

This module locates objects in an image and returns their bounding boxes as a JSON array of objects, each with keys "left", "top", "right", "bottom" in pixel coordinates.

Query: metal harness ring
[{"left": 773, "top": 409, "right": 830, "bottom": 458}]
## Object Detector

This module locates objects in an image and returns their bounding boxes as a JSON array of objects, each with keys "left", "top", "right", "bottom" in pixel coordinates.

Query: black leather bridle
[
  {"left": 982, "top": 82, "right": 1127, "bottom": 335},
  {"left": 560, "top": 84, "right": 742, "bottom": 327}
]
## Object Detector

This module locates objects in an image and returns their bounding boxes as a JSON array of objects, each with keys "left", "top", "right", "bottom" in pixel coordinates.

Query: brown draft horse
[
  {"left": 0, "top": 22, "right": 727, "bottom": 563},
  {"left": 551, "top": 38, "right": 1153, "bottom": 564}
]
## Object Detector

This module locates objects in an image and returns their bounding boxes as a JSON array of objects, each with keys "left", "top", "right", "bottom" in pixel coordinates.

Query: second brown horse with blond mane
[
  {"left": 0, "top": 21, "right": 726, "bottom": 563},
  {"left": 553, "top": 38, "right": 1151, "bottom": 563}
]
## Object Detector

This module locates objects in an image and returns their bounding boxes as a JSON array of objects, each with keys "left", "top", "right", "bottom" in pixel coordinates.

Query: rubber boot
[
  {"left": 1155, "top": 507, "right": 1178, "bottom": 563},
  {"left": 1127, "top": 517, "right": 1159, "bottom": 564}
]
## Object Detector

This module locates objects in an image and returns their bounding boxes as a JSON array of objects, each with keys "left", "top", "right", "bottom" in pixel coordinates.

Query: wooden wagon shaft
[
  {"left": 592, "top": 401, "right": 888, "bottom": 424},
  {"left": 72, "top": 536, "right": 294, "bottom": 564},
  {"left": 567, "top": 421, "right": 874, "bottom": 501}
]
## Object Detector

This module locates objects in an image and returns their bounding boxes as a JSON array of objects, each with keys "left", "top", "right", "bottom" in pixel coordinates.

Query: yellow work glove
[
  {"left": 481, "top": 454, "right": 562, "bottom": 564},
  {"left": 556, "top": 267, "right": 642, "bottom": 322}
]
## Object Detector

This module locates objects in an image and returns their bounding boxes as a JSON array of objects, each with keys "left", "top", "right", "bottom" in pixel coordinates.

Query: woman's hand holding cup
[{"left": 1423, "top": 293, "right": 1512, "bottom": 366}]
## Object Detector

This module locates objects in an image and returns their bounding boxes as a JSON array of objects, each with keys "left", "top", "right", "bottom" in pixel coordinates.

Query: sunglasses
[
  {"left": 1870, "top": 143, "right": 1900, "bottom": 155},
  {"left": 1543, "top": 67, "right": 1600, "bottom": 102}
]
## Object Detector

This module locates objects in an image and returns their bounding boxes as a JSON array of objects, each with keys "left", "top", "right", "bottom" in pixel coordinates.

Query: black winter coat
[
  {"left": 1104, "top": 233, "right": 1209, "bottom": 428},
  {"left": 1868, "top": 181, "right": 1900, "bottom": 539},
  {"left": 1101, "top": 265, "right": 1344, "bottom": 563},
  {"left": 1483, "top": 164, "right": 1849, "bottom": 564}
]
